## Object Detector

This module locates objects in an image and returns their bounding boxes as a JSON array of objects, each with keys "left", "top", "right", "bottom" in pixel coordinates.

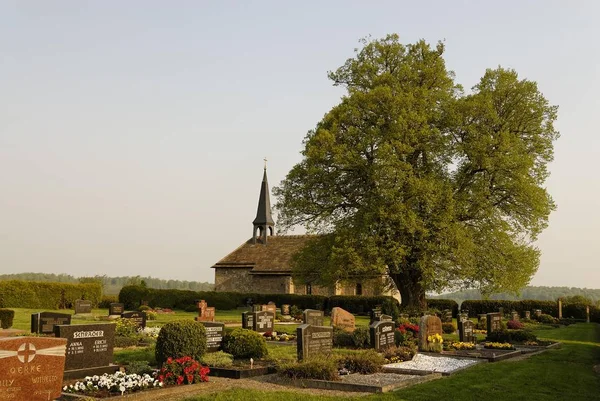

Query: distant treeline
[
  {"left": 0, "top": 273, "right": 213, "bottom": 295},
  {"left": 431, "top": 286, "right": 600, "bottom": 304}
]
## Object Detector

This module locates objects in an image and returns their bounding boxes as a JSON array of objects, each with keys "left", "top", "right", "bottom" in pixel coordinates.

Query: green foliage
[
  {"left": 332, "top": 327, "right": 354, "bottom": 348},
  {"left": 337, "top": 349, "right": 384, "bottom": 374},
  {"left": 0, "top": 309, "right": 15, "bottom": 329},
  {"left": 114, "top": 318, "right": 139, "bottom": 338},
  {"left": 327, "top": 295, "right": 399, "bottom": 315},
  {"left": 442, "top": 322, "right": 456, "bottom": 334},
  {"left": 486, "top": 329, "right": 537, "bottom": 343},
  {"left": 426, "top": 299, "right": 459, "bottom": 317},
  {"left": 222, "top": 328, "right": 268, "bottom": 359},
  {"left": 274, "top": 35, "right": 558, "bottom": 308},
  {"left": 536, "top": 314, "right": 557, "bottom": 324},
  {"left": 200, "top": 351, "right": 234, "bottom": 368},
  {"left": 382, "top": 346, "right": 416, "bottom": 363},
  {"left": 114, "top": 336, "right": 139, "bottom": 348},
  {"left": 125, "top": 361, "right": 154, "bottom": 375},
  {"left": 432, "top": 286, "right": 600, "bottom": 304},
  {"left": 460, "top": 300, "right": 558, "bottom": 317},
  {"left": 98, "top": 295, "right": 118, "bottom": 309},
  {"left": 0, "top": 280, "right": 102, "bottom": 309},
  {"left": 155, "top": 320, "right": 207, "bottom": 366},
  {"left": 278, "top": 357, "right": 339, "bottom": 381},
  {"left": 351, "top": 327, "right": 370, "bottom": 348}
]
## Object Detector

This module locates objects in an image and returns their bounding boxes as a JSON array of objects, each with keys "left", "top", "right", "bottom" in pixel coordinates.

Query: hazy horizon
[{"left": 1, "top": 1, "right": 598, "bottom": 288}]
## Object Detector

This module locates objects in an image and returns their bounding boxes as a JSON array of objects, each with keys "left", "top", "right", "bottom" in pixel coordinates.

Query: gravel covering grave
[
  {"left": 384, "top": 353, "right": 480, "bottom": 375},
  {"left": 341, "top": 372, "right": 421, "bottom": 386}
]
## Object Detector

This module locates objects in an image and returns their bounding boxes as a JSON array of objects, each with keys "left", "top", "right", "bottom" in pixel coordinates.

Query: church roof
[
  {"left": 211, "top": 235, "right": 315, "bottom": 274},
  {"left": 252, "top": 168, "right": 275, "bottom": 226}
]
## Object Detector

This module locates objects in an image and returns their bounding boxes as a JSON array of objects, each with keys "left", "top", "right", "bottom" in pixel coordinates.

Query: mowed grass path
[{"left": 185, "top": 323, "right": 600, "bottom": 401}]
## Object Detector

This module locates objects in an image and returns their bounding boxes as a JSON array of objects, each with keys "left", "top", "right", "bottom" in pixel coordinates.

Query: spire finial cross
[{"left": 264, "top": 157, "right": 267, "bottom": 170}]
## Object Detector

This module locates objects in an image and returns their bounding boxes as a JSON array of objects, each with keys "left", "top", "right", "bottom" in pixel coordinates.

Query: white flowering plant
[{"left": 63, "top": 371, "right": 162, "bottom": 396}]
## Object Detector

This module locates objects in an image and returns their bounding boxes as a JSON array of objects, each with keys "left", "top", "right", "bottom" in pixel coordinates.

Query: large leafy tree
[{"left": 274, "top": 35, "right": 558, "bottom": 309}]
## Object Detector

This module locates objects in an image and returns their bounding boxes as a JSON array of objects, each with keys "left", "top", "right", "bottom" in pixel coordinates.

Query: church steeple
[{"left": 252, "top": 161, "right": 275, "bottom": 244}]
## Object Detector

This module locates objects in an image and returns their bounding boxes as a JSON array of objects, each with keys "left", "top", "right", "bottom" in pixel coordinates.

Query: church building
[{"left": 211, "top": 167, "right": 399, "bottom": 298}]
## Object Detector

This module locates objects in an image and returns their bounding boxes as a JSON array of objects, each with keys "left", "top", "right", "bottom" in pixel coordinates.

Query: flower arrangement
[
  {"left": 484, "top": 342, "right": 515, "bottom": 350},
  {"left": 263, "top": 331, "right": 296, "bottom": 341},
  {"left": 425, "top": 333, "right": 444, "bottom": 353},
  {"left": 449, "top": 342, "right": 476, "bottom": 350},
  {"left": 63, "top": 372, "right": 161, "bottom": 396},
  {"left": 473, "top": 329, "right": 487, "bottom": 334},
  {"left": 397, "top": 323, "right": 419, "bottom": 335},
  {"left": 523, "top": 340, "right": 539, "bottom": 346},
  {"left": 158, "top": 356, "right": 210, "bottom": 385}
]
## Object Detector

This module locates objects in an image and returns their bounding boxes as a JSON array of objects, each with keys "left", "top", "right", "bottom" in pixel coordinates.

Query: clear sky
[{"left": 1, "top": 1, "right": 598, "bottom": 288}]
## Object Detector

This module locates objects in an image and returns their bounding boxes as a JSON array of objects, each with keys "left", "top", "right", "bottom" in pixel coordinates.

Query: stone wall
[{"left": 214, "top": 267, "right": 254, "bottom": 292}]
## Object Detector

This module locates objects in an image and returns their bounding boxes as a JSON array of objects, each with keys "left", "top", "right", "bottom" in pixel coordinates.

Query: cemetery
[{"left": 1, "top": 288, "right": 598, "bottom": 400}]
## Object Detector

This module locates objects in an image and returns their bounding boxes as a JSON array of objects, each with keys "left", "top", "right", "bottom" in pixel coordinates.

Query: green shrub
[
  {"left": 442, "top": 322, "right": 456, "bottom": 334},
  {"left": 0, "top": 309, "right": 15, "bottom": 329},
  {"left": 460, "top": 300, "right": 559, "bottom": 318},
  {"left": 382, "top": 346, "right": 415, "bottom": 363},
  {"left": 114, "top": 318, "right": 139, "bottom": 338},
  {"left": 222, "top": 328, "right": 268, "bottom": 359},
  {"left": 146, "top": 311, "right": 158, "bottom": 321},
  {"left": 98, "top": 295, "right": 118, "bottom": 309},
  {"left": 486, "top": 329, "right": 537, "bottom": 343},
  {"left": 332, "top": 327, "right": 354, "bottom": 348},
  {"left": 337, "top": 350, "right": 384, "bottom": 374},
  {"left": 125, "top": 360, "right": 154, "bottom": 375},
  {"left": 155, "top": 320, "right": 207, "bottom": 366},
  {"left": 290, "top": 305, "right": 302, "bottom": 319},
  {"left": 201, "top": 351, "right": 234, "bottom": 367},
  {"left": 426, "top": 299, "right": 459, "bottom": 317},
  {"left": 278, "top": 357, "right": 339, "bottom": 381},
  {"left": 327, "top": 295, "right": 399, "bottom": 315},
  {"left": 0, "top": 281, "right": 101, "bottom": 309},
  {"left": 138, "top": 305, "right": 151, "bottom": 312},
  {"left": 115, "top": 336, "right": 140, "bottom": 348},
  {"left": 351, "top": 327, "right": 370, "bottom": 349},
  {"left": 536, "top": 314, "right": 557, "bottom": 324}
]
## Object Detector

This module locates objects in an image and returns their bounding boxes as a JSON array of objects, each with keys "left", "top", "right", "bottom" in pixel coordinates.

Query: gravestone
[
  {"left": 524, "top": 310, "right": 531, "bottom": 320},
  {"left": 486, "top": 312, "right": 502, "bottom": 333},
  {"left": 241, "top": 312, "right": 254, "bottom": 329},
  {"left": 195, "top": 300, "right": 215, "bottom": 322},
  {"left": 442, "top": 309, "right": 453, "bottom": 323},
  {"left": 108, "top": 303, "right": 124, "bottom": 316},
  {"left": 31, "top": 312, "right": 71, "bottom": 335},
  {"left": 200, "top": 322, "right": 224, "bottom": 353},
  {"left": 252, "top": 311, "right": 274, "bottom": 333},
  {"left": 54, "top": 323, "right": 117, "bottom": 377},
  {"left": 252, "top": 305, "right": 262, "bottom": 312},
  {"left": 370, "top": 307, "right": 382, "bottom": 324},
  {"left": 380, "top": 314, "right": 393, "bottom": 322},
  {"left": 558, "top": 299, "right": 563, "bottom": 319},
  {"left": 534, "top": 309, "right": 542, "bottom": 317},
  {"left": 459, "top": 313, "right": 469, "bottom": 322},
  {"left": 282, "top": 304, "right": 291, "bottom": 316},
  {"left": 511, "top": 311, "right": 519, "bottom": 321},
  {"left": 331, "top": 307, "right": 355, "bottom": 332},
  {"left": 418, "top": 315, "right": 443, "bottom": 351},
  {"left": 0, "top": 336, "right": 67, "bottom": 400},
  {"left": 458, "top": 319, "right": 475, "bottom": 343},
  {"left": 120, "top": 311, "right": 147, "bottom": 329},
  {"left": 369, "top": 320, "right": 395, "bottom": 351},
  {"left": 296, "top": 324, "right": 333, "bottom": 361},
  {"left": 303, "top": 309, "right": 324, "bottom": 326},
  {"left": 74, "top": 299, "right": 92, "bottom": 314},
  {"left": 478, "top": 314, "right": 487, "bottom": 322},
  {"left": 264, "top": 303, "right": 277, "bottom": 314}
]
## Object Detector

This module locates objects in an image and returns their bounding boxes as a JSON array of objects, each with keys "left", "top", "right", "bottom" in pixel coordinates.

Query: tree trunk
[{"left": 390, "top": 270, "right": 427, "bottom": 311}]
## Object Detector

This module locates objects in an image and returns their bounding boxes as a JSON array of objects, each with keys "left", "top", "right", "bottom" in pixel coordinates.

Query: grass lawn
[{"left": 183, "top": 323, "right": 600, "bottom": 401}]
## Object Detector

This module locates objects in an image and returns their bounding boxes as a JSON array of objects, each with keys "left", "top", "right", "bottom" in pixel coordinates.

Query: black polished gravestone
[
  {"left": 458, "top": 319, "right": 475, "bottom": 343},
  {"left": 242, "top": 312, "right": 254, "bottom": 329},
  {"left": 369, "top": 320, "right": 395, "bottom": 351},
  {"left": 486, "top": 312, "right": 502, "bottom": 334},
  {"left": 121, "top": 311, "right": 147, "bottom": 329},
  {"left": 302, "top": 309, "right": 324, "bottom": 326},
  {"left": 369, "top": 307, "right": 382, "bottom": 324},
  {"left": 200, "top": 322, "right": 225, "bottom": 352},
  {"left": 108, "top": 303, "right": 124, "bottom": 316},
  {"left": 252, "top": 311, "right": 275, "bottom": 333},
  {"left": 297, "top": 324, "right": 333, "bottom": 361},
  {"left": 31, "top": 311, "right": 71, "bottom": 334},
  {"left": 74, "top": 299, "right": 92, "bottom": 314},
  {"left": 54, "top": 323, "right": 118, "bottom": 378}
]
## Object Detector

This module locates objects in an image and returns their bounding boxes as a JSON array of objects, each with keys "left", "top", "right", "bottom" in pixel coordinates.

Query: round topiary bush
[
  {"left": 222, "top": 328, "right": 268, "bottom": 359},
  {"left": 442, "top": 322, "right": 456, "bottom": 334},
  {"left": 0, "top": 309, "right": 15, "bottom": 329},
  {"left": 155, "top": 320, "right": 207, "bottom": 366}
]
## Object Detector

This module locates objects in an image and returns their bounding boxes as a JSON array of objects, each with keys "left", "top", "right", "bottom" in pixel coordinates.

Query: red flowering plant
[
  {"left": 397, "top": 323, "right": 419, "bottom": 335},
  {"left": 158, "top": 356, "right": 210, "bottom": 386}
]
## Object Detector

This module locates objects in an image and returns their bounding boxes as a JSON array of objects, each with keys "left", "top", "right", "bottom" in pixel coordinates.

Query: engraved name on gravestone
[
  {"left": 200, "top": 322, "right": 224, "bottom": 353},
  {"left": 121, "top": 311, "right": 147, "bottom": 329},
  {"left": 302, "top": 309, "right": 324, "bottom": 326},
  {"left": 252, "top": 311, "right": 274, "bottom": 333},
  {"left": 74, "top": 299, "right": 92, "bottom": 314},
  {"left": 370, "top": 320, "right": 395, "bottom": 351},
  {"left": 0, "top": 337, "right": 67, "bottom": 401},
  {"left": 55, "top": 323, "right": 115, "bottom": 371},
  {"left": 380, "top": 314, "right": 393, "bottom": 322},
  {"left": 241, "top": 312, "right": 254, "bottom": 329},
  {"left": 458, "top": 319, "right": 474, "bottom": 343},
  {"left": 296, "top": 324, "right": 333, "bottom": 361},
  {"left": 486, "top": 313, "right": 502, "bottom": 334},
  {"left": 108, "top": 303, "right": 124, "bottom": 316},
  {"left": 31, "top": 312, "right": 71, "bottom": 335}
]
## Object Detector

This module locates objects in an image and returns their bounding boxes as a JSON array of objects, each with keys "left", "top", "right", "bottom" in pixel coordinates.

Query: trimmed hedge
[
  {"left": 118, "top": 286, "right": 399, "bottom": 314},
  {"left": 155, "top": 320, "right": 207, "bottom": 366},
  {"left": 0, "top": 309, "right": 15, "bottom": 329},
  {"left": 0, "top": 280, "right": 102, "bottom": 309},
  {"left": 460, "top": 300, "right": 558, "bottom": 317},
  {"left": 426, "top": 299, "right": 459, "bottom": 317}
]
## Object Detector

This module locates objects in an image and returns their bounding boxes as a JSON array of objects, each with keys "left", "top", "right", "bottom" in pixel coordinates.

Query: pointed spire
[{"left": 253, "top": 163, "right": 275, "bottom": 243}]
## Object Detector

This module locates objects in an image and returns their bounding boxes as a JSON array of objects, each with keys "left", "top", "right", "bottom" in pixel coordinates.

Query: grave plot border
[
  {"left": 207, "top": 366, "right": 276, "bottom": 379},
  {"left": 289, "top": 372, "right": 442, "bottom": 393},
  {"left": 382, "top": 357, "right": 483, "bottom": 376}
]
